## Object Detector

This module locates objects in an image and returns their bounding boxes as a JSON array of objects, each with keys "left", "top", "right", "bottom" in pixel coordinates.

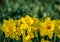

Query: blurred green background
[
  {"left": 0, "top": 0, "right": 60, "bottom": 42},
  {"left": 0, "top": 0, "right": 60, "bottom": 21}
]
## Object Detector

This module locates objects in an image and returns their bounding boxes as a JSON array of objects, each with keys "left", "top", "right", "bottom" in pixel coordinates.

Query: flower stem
[{"left": 54, "top": 34, "right": 56, "bottom": 42}]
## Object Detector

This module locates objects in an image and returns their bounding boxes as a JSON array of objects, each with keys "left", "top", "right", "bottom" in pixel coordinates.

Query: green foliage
[{"left": 0, "top": 0, "right": 60, "bottom": 21}]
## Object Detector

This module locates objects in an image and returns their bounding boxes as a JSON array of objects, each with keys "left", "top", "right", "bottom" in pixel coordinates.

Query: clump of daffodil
[
  {"left": 40, "top": 17, "right": 55, "bottom": 39},
  {"left": 54, "top": 20, "right": 60, "bottom": 38},
  {"left": 1, "top": 15, "right": 57, "bottom": 42},
  {"left": 20, "top": 15, "right": 40, "bottom": 40},
  {"left": 41, "top": 39, "right": 50, "bottom": 42},
  {"left": 1, "top": 15, "right": 41, "bottom": 41}
]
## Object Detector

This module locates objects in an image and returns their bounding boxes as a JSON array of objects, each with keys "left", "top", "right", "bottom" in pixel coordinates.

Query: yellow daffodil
[
  {"left": 21, "top": 15, "right": 34, "bottom": 25},
  {"left": 33, "top": 18, "right": 40, "bottom": 23},
  {"left": 41, "top": 39, "right": 50, "bottom": 42},
  {"left": 28, "top": 18, "right": 40, "bottom": 33},
  {"left": 54, "top": 20, "right": 60, "bottom": 38},
  {"left": 40, "top": 17, "right": 55, "bottom": 38},
  {"left": 1, "top": 19, "right": 20, "bottom": 40},
  {"left": 25, "top": 32, "right": 34, "bottom": 40}
]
